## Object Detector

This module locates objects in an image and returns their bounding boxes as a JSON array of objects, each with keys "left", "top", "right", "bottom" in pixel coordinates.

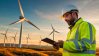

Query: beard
[{"left": 65, "top": 18, "right": 75, "bottom": 26}]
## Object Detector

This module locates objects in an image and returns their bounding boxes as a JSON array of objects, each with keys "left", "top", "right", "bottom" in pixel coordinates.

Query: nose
[{"left": 64, "top": 17, "right": 69, "bottom": 21}]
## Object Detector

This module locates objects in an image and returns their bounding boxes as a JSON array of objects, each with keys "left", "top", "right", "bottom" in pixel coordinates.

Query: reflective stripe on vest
[{"left": 74, "top": 21, "right": 83, "bottom": 51}]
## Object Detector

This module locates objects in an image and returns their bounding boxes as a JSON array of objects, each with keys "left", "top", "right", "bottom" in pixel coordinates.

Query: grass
[
  {"left": 0, "top": 47, "right": 49, "bottom": 56},
  {"left": 0, "top": 45, "right": 98, "bottom": 56},
  {"left": 96, "top": 48, "right": 99, "bottom": 56},
  {"left": 0, "top": 47, "right": 61, "bottom": 56}
]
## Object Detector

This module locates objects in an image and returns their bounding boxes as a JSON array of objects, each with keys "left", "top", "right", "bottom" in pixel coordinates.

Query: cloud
[
  {"left": 0, "top": 25, "right": 9, "bottom": 29},
  {"left": 0, "top": 25, "right": 19, "bottom": 31},
  {"left": 73, "top": 0, "right": 99, "bottom": 40},
  {"left": 74, "top": 0, "right": 94, "bottom": 10},
  {"left": 74, "top": 0, "right": 99, "bottom": 19},
  {"left": 35, "top": 10, "right": 61, "bottom": 20}
]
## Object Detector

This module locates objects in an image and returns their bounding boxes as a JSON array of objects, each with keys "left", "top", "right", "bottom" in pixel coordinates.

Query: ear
[{"left": 71, "top": 12, "right": 77, "bottom": 18}]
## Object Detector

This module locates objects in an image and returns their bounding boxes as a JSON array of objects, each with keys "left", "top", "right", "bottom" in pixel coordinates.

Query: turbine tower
[
  {"left": 9, "top": 0, "right": 40, "bottom": 48},
  {"left": 10, "top": 37, "right": 12, "bottom": 47},
  {"left": 0, "top": 29, "right": 8, "bottom": 47},
  {"left": 49, "top": 24, "right": 60, "bottom": 41},
  {"left": 39, "top": 36, "right": 42, "bottom": 46}
]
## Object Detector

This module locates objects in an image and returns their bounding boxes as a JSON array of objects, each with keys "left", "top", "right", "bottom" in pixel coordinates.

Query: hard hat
[
  {"left": 61, "top": 5, "right": 79, "bottom": 19},
  {"left": 63, "top": 5, "right": 78, "bottom": 13}
]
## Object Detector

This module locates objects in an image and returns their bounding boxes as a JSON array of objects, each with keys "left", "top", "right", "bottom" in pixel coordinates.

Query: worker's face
[{"left": 63, "top": 13, "right": 76, "bottom": 25}]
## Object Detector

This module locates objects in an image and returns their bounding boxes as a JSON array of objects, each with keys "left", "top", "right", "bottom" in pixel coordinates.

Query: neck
[
  {"left": 68, "top": 18, "right": 79, "bottom": 29},
  {"left": 74, "top": 18, "right": 78, "bottom": 23}
]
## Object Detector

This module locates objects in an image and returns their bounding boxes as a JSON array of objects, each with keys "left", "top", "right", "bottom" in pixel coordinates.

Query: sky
[{"left": 0, "top": 0, "right": 99, "bottom": 47}]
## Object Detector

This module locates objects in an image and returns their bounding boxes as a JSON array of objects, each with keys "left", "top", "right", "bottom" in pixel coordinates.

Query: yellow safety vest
[{"left": 62, "top": 18, "right": 96, "bottom": 56}]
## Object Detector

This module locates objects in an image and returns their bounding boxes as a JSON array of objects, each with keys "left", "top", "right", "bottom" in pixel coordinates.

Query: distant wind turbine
[
  {"left": 10, "top": 32, "right": 17, "bottom": 47},
  {"left": 0, "top": 29, "right": 8, "bottom": 47},
  {"left": 9, "top": 0, "right": 40, "bottom": 48},
  {"left": 39, "top": 36, "right": 42, "bottom": 46},
  {"left": 10, "top": 37, "right": 12, "bottom": 47},
  {"left": 26, "top": 34, "right": 30, "bottom": 48},
  {"left": 49, "top": 24, "right": 60, "bottom": 41}
]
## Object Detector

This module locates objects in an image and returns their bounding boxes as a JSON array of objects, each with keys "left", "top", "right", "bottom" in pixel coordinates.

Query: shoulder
[
  {"left": 80, "top": 21, "right": 89, "bottom": 27},
  {"left": 79, "top": 21, "right": 96, "bottom": 31}
]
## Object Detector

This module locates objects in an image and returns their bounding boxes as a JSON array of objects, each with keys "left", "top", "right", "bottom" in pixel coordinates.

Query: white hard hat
[
  {"left": 61, "top": 5, "right": 78, "bottom": 19},
  {"left": 62, "top": 5, "right": 79, "bottom": 15}
]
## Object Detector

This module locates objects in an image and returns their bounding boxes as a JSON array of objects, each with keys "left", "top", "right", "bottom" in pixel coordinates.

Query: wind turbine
[
  {"left": 10, "top": 32, "right": 17, "bottom": 47},
  {"left": 26, "top": 34, "right": 30, "bottom": 48},
  {"left": 39, "top": 36, "right": 42, "bottom": 46},
  {"left": 49, "top": 24, "right": 60, "bottom": 41},
  {"left": 0, "top": 29, "right": 8, "bottom": 47},
  {"left": 9, "top": 0, "right": 40, "bottom": 48},
  {"left": 10, "top": 37, "right": 12, "bottom": 47}
]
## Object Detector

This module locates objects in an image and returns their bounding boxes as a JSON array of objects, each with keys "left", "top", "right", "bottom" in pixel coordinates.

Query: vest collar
[{"left": 69, "top": 17, "right": 83, "bottom": 29}]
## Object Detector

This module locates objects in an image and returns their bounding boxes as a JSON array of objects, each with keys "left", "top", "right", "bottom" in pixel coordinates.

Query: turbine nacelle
[{"left": 19, "top": 16, "right": 24, "bottom": 19}]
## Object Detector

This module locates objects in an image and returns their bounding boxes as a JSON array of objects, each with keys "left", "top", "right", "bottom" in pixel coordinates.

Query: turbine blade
[
  {"left": 55, "top": 30, "right": 60, "bottom": 33},
  {"left": 9, "top": 21, "right": 19, "bottom": 25},
  {"left": 15, "top": 32, "right": 17, "bottom": 37},
  {"left": 5, "top": 29, "right": 8, "bottom": 34},
  {"left": 14, "top": 37, "right": 16, "bottom": 41},
  {"left": 9, "top": 19, "right": 24, "bottom": 25},
  {"left": 25, "top": 19, "right": 40, "bottom": 30},
  {"left": 51, "top": 24, "right": 54, "bottom": 30},
  {"left": 14, "top": 32, "right": 17, "bottom": 41},
  {"left": 28, "top": 34, "right": 31, "bottom": 39},
  {"left": 18, "top": 0, "right": 24, "bottom": 17},
  {"left": 5, "top": 29, "right": 8, "bottom": 40},
  {"left": 49, "top": 31, "right": 54, "bottom": 36},
  {"left": 5, "top": 35, "right": 7, "bottom": 40},
  {"left": 0, "top": 33, "right": 5, "bottom": 35},
  {"left": 28, "top": 34, "right": 29, "bottom": 37}
]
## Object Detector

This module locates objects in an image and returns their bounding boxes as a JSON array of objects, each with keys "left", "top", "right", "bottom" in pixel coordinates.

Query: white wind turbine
[
  {"left": 10, "top": 32, "right": 17, "bottom": 47},
  {"left": 39, "top": 36, "right": 42, "bottom": 46},
  {"left": 49, "top": 24, "right": 60, "bottom": 41},
  {"left": 0, "top": 29, "right": 8, "bottom": 47},
  {"left": 9, "top": 0, "right": 40, "bottom": 48},
  {"left": 26, "top": 34, "right": 30, "bottom": 48},
  {"left": 10, "top": 37, "right": 12, "bottom": 47}
]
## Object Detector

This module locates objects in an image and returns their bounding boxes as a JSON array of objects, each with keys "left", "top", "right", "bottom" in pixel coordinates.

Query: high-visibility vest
[{"left": 63, "top": 18, "right": 96, "bottom": 56}]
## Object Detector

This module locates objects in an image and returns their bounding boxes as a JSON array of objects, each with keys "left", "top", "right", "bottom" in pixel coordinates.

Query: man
[{"left": 53, "top": 5, "right": 96, "bottom": 56}]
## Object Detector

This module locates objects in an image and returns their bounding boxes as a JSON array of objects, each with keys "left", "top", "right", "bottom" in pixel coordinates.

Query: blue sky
[{"left": 0, "top": 0, "right": 99, "bottom": 46}]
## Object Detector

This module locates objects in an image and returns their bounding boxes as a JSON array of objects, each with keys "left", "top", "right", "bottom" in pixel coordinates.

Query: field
[
  {"left": 0, "top": 43, "right": 99, "bottom": 56},
  {"left": 0, "top": 47, "right": 62, "bottom": 56},
  {"left": 96, "top": 47, "right": 99, "bottom": 56},
  {"left": 0, "top": 43, "right": 62, "bottom": 56}
]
